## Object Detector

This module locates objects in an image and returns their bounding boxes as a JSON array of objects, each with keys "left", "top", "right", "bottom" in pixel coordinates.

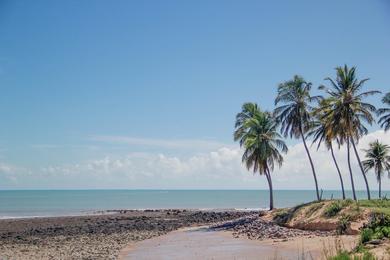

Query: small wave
[
  {"left": 234, "top": 208, "right": 268, "bottom": 211},
  {"left": 0, "top": 211, "right": 113, "bottom": 220}
]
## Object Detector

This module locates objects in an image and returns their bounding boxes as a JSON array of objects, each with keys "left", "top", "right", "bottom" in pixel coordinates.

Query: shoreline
[
  {"left": 1, "top": 204, "right": 380, "bottom": 259},
  {"left": 0, "top": 209, "right": 257, "bottom": 259},
  {"left": 0, "top": 207, "right": 266, "bottom": 220}
]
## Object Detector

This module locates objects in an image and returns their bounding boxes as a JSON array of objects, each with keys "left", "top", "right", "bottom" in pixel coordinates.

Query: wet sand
[{"left": 120, "top": 226, "right": 358, "bottom": 260}]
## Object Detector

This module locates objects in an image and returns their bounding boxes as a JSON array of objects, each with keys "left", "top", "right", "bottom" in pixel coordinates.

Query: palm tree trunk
[
  {"left": 330, "top": 144, "right": 346, "bottom": 199},
  {"left": 379, "top": 176, "right": 382, "bottom": 199},
  {"left": 265, "top": 170, "right": 274, "bottom": 210},
  {"left": 347, "top": 139, "right": 357, "bottom": 201},
  {"left": 300, "top": 129, "right": 320, "bottom": 201},
  {"left": 350, "top": 138, "right": 371, "bottom": 200}
]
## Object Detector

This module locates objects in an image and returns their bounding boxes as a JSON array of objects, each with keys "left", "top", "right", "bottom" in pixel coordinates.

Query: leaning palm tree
[
  {"left": 320, "top": 65, "right": 380, "bottom": 200},
  {"left": 362, "top": 140, "right": 390, "bottom": 198},
  {"left": 309, "top": 99, "right": 346, "bottom": 199},
  {"left": 378, "top": 93, "right": 390, "bottom": 131},
  {"left": 234, "top": 103, "right": 288, "bottom": 210},
  {"left": 274, "top": 75, "right": 322, "bottom": 200}
]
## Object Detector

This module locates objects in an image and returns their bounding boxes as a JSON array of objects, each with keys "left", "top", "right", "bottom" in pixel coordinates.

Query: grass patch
[
  {"left": 324, "top": 201, "right": 343, "bottom": 218},
  {"left": 328, "top": 251, "right": 376, "bottom": 260},
  {"left": 357, "top": 199, "right": 390, "bottom": 216},
  {"left": 323, "top": 199, "right": 358, "bottom": 218},
  {"left": 357, "top": 199, "right": 390, "bottom": 208}
]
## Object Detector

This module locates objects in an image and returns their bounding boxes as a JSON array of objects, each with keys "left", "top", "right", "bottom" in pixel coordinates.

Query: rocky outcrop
[{"left": 211, "top": 214, "right": 332, "bottom": 240}]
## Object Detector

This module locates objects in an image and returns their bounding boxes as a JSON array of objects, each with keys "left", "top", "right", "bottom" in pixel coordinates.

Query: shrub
[
  {"left": 324, "top": 201, "right": 343, "bottom": 218},
  {"left": 341, "top": 199, "right": 354, "bottom": 207},
  {"left": 359, "top": 213, "right": 390, "bottom": 243},
  {"left": 381, "top": 226, "right": 390, "bottom": 237},
  {"left": 337, "top": 215, "right": 351, "bottom": 235},
  {"left": 360, "top": 228, "right": 374, "bottom": 244}
]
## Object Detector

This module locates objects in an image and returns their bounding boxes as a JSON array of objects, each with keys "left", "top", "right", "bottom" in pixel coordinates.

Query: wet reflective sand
[{"left": 120, "top": 226, "right": 357, "bottom": 260}]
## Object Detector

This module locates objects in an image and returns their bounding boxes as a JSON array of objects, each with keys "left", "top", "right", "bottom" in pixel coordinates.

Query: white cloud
[
  {"left": 1, "top": 131, "right": 390, "bottom": 190},
  {"left": 32, "top": 148, "right": 251, "bottom": 189},
  {"left": 271, "top": 130, "right": 390, "bottom": 190}
]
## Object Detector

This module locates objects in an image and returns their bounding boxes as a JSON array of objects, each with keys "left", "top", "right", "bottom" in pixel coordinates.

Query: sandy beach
[
  {"left": 0, "top": 209, "right": 352, "bottom": 260},
  {"left": 0, "top": 210, "right": 254, "bottom": 259}
]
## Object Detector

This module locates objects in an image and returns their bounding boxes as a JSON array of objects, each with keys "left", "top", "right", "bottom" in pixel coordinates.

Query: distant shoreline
[{"left": 0, "top": 208, "right": 265, "bottom": 220}]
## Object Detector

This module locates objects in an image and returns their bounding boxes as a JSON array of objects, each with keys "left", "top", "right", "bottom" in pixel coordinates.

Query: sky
[{"left": 0, "top": 0, "right": 389, "bottom": 190}]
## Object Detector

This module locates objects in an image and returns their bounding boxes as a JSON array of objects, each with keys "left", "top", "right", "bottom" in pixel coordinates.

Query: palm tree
[
  {"left": 274, "top": 75, "right": 322, "bottom": 200},
  {"left": 320, "top": 65, "right": 380, "bottom": 200},
  {"left": 234, "top": 103, "right": 288, "bottom": 210},
  {"left": 378, "top": 93, "right": 390, "bottom": 131},
  {"left": 362, "top": 140, "right": 390, "bottom": 198},
  {"left": 309, "top": 99, "right": 346, "bottom": 199}
]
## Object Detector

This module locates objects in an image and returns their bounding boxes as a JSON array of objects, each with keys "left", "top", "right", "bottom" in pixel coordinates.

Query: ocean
[{"left": 0, "top": 190, "right": 384, "bottom": 219}]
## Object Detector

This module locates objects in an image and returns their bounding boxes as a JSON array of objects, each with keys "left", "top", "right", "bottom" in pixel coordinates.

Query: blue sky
[{"left": 0, "top": 0, "right": 389, "bottom": 189}]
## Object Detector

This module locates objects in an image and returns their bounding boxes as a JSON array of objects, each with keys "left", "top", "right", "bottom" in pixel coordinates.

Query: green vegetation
[
  {"left": 337, "top": 215, "right": 351, "bottom": 235},
  {"left": 274, "top": 76, "right": 321, "bottom": 200},
  {"left": 362, "top": 140, "right": 390, "bottom": 198},
  {"left": 270, "top": 197, "right": 390, "bottom": 259},
  {"left": 328, "top": 251, "right": 376, "bottom": 260},
  {"left": 378, "top": 92, "right": 390, "bottom": 131},
  {"left": 360, "top": 214, "right": 390, "bottom": 243},
  {"left": 309, "top": 98, "right": 347, "bottom": 199},
  {"left": 360, "top": 229, "right": 374, "bottom": 244},
  {"left": 234, "top": 65, "right": 389, "bottom": 211},
  {"left": 233, "top": 103, "right": 287, "bottom": 210},
  {"left": 323, "top": 238, "right": 377, "bottom": 260},
  {"left": 357, "top": 199, "right": 390, "bottom": 215},
  {"left": 324, "top": 200, "right": 354, "bottom": 218},
  {"left": 324, "top": 201, "right": 343, "bottom": 218},
  {"left": 319, "top": 65, "right": 379, "bottom": 200}
]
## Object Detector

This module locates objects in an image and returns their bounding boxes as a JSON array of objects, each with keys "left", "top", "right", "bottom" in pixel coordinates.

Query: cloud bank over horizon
[{"left": 1, "top": 130, "right": 389, "bottom": 191}]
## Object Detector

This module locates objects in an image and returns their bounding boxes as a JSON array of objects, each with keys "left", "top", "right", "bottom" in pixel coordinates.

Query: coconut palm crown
[
  {"left": 320, "top": 65, "right": 379, "bottom": 143},
  {"left": 309, "top": 98, "right": 346, "bottom": 199},
  {"left": 274, "top": 75, "right": 322, "bottom": 200},
  {"left": 378, "top": 92, "right": 390, "bottom": 131},
  {"left": 362, "top": 140, "right": 390, "bottom": 198},
  {"left": 319, "top": 65, "right": 380, "bottom": 200},
  {"left": 274, "top": 76, "right": 321, "bottom": 138},
  {"left": 234, "top": 102, "right": 287, "bottom": 210}
]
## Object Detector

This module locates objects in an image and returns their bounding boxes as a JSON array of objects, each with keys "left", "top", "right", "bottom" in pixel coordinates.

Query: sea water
[{"left": 0, "top": 190, "right": 383, "bottom": 219}]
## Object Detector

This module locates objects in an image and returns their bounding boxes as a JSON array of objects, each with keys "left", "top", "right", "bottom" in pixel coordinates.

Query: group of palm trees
[{"left": 234, "top": 65, "right": 390, "bottom": 210}]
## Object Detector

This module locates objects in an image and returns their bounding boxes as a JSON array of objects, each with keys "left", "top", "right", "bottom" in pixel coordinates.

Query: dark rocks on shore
[
  {"left": 0, "top": 210, "right": 335, "bottom": 259},
  {"left": 211, "top": 214, "right": 333, "bottom": 240},
  {"left": 0, "top": 209, "right": 254, "bottom": 259}
]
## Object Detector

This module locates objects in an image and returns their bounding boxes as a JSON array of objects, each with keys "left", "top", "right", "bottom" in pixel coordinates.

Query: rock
[{"left": 367, "top": 239, "right": 382, "bottom": 245}]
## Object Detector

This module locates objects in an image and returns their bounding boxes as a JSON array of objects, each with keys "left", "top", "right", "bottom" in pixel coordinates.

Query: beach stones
[
  {"left": 211, "top": 214, "right": 333, "bottom": 240},
  {"left": 0, "top": 209, "right": 254, "bottom": 259}
]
